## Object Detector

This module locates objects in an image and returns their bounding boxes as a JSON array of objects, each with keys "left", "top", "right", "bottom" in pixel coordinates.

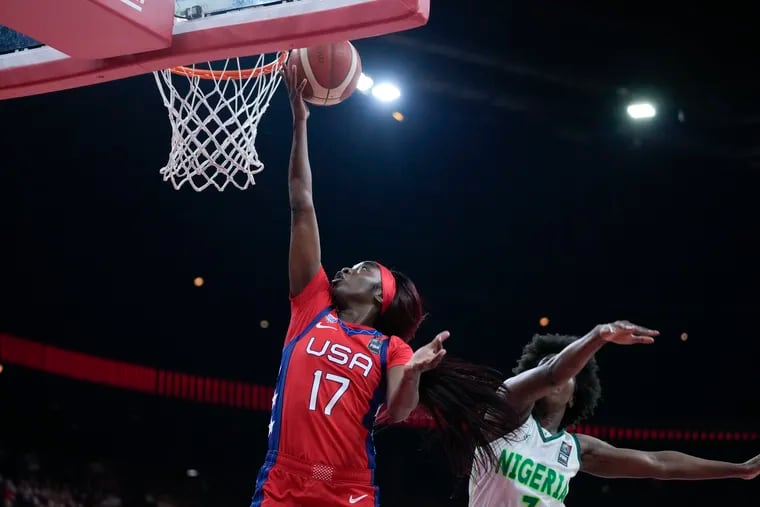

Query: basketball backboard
[{"left": 0, "top": 0, "right": 429, "bottom": 100}]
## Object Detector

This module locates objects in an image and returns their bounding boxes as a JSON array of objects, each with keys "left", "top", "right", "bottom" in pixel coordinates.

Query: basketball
[{"left": 288, "top": 41, "right": 362, "bottom": 106}]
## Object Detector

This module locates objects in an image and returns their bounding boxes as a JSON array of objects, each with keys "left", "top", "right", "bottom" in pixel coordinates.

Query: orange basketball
[{"left": 288, "top": 41, "right": 362, "bottom": 106}]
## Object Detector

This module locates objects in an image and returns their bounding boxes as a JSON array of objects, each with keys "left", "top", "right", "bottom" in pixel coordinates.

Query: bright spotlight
[
  {"left": 627, "top": 102, "right": 656, "bottom": 120},
  {"left": 186, "top": 469, "right": 199, "bottom": 478},
  {"left": 371, "top": 82, "right": 401, "bottom": 103},
  {"left": 357, "top": 73, "right": 374, "bottom": 93}
]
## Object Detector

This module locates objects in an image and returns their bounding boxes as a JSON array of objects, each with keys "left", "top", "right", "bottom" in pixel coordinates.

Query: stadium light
[
  {"left": 626, "top": 102, "right": 656, "bottom": 120},
  {"left": 186, "top": 469, "right": 199, "bottom": 478},
  {"left": 371, "top": 82, "right": 401, "bottom": 103},
  {"left": 356, "top": 73, "right": 374, "bottom": 93}
]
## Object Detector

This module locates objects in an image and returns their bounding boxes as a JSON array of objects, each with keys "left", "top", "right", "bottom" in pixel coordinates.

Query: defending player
[
  {"left": 249, "top": 65, "right": 516, "bottom": 507},
  {"left": 469, "top": 321, "right": 760, "bottom": 506}
]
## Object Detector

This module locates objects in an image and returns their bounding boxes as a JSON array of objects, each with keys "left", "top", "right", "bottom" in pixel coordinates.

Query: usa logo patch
[
  {"left": 326, "top": 314, "right": 338, "bottom": 323},
  {"left": 557, "top": 441, "right": 572, "bottom": 467},
  {"left": 368, "top": 337, "right": 382, "bottom": 355}
]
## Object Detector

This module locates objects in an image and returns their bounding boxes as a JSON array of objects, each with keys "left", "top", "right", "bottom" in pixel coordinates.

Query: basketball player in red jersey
[{"left": 249, "top": 66, "right": 517, "bottom": 507}]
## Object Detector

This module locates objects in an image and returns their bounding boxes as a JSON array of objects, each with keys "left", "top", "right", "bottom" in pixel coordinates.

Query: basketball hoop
[{"left": 153, "top": 52, "right": 289, "bottom": 191}]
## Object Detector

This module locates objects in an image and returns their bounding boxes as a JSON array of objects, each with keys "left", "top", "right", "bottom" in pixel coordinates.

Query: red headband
[{"left": 376, "top": 263, "right": 397, "bottom": 315}]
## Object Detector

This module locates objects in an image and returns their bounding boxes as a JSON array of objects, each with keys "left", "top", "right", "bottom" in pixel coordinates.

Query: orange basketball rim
[{"left": 169, "top": 52, "right": 289, "bottom": 81}]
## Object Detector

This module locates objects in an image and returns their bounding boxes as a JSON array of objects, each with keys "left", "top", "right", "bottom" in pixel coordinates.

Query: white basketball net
[{"left": 153, "top": 54, "right": 284, "bottom": 191}]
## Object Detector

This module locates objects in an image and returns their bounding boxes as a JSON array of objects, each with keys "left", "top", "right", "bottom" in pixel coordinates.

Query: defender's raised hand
[{"left": 595, "top": 320, "right": 659, "bottom": 345}]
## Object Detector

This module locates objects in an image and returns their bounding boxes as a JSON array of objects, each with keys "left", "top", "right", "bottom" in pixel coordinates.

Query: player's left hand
[
  {"left": 407, "top": 331, "right": 449, "bottom": 373},
  {"left": 741, "top": 453, "right": 760, "bottom": 480}
]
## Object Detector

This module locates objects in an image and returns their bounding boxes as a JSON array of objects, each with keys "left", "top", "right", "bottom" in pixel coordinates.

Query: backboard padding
[{"left": 0, "top": 0, "right": 429, "bottom": 100}]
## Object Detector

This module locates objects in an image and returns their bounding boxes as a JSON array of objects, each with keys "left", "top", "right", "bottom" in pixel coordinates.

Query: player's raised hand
[
  {"left": 594, "top": 320, "right": 659, "bottom": 345},
  {"left": 408, "top": 331, "right": 450, "bottom": 373},
  {"left": 741, "top": 453, "right": 760, "bottom": 480},
  {"left": 280, "top": 64, "right": 309, "bottom": 121}
]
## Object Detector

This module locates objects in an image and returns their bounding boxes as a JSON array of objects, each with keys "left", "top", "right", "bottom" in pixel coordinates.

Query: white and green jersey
[{"left": 469, "top": 416, "right": 582, "bottom": 507}]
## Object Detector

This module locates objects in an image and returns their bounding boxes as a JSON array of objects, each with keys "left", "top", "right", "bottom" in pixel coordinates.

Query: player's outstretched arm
[
  {"left": 502, "top": 321, "right": 658, "bottom": 423},
  {"left": 281, "top": 65, "right": 321, "bottom": 297},
  {"left": 576, "top": 433, "right": 760, "bottom": 480}
]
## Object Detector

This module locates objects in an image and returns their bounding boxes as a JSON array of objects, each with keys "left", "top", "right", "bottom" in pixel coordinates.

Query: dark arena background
[{"left": 1, "top": 2, "right": 759, "bottom": 506}]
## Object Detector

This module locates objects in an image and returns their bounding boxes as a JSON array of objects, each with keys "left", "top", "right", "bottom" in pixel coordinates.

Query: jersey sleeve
[
  {"left": 386, "top": 336, "right": 414, "bottom": 369},
  {"left": 284, "top": 267, "right": 333, "bottom": 346}
]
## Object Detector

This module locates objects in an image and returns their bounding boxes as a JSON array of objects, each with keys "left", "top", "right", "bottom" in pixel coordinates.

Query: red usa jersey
[{"left": 267, "top": 267, "right": 414, "bottom": 470}]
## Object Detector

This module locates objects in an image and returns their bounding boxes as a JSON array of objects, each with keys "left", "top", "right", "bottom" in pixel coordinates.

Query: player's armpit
[
  {"left": 284, "top": 267, "right": 333, "bottom": 346},
  {"left": 576, "top": 433, "right": 747, "bottom": 480},
  {"left": 499, "top": 366, "right": 554, "bottom": 423}
]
